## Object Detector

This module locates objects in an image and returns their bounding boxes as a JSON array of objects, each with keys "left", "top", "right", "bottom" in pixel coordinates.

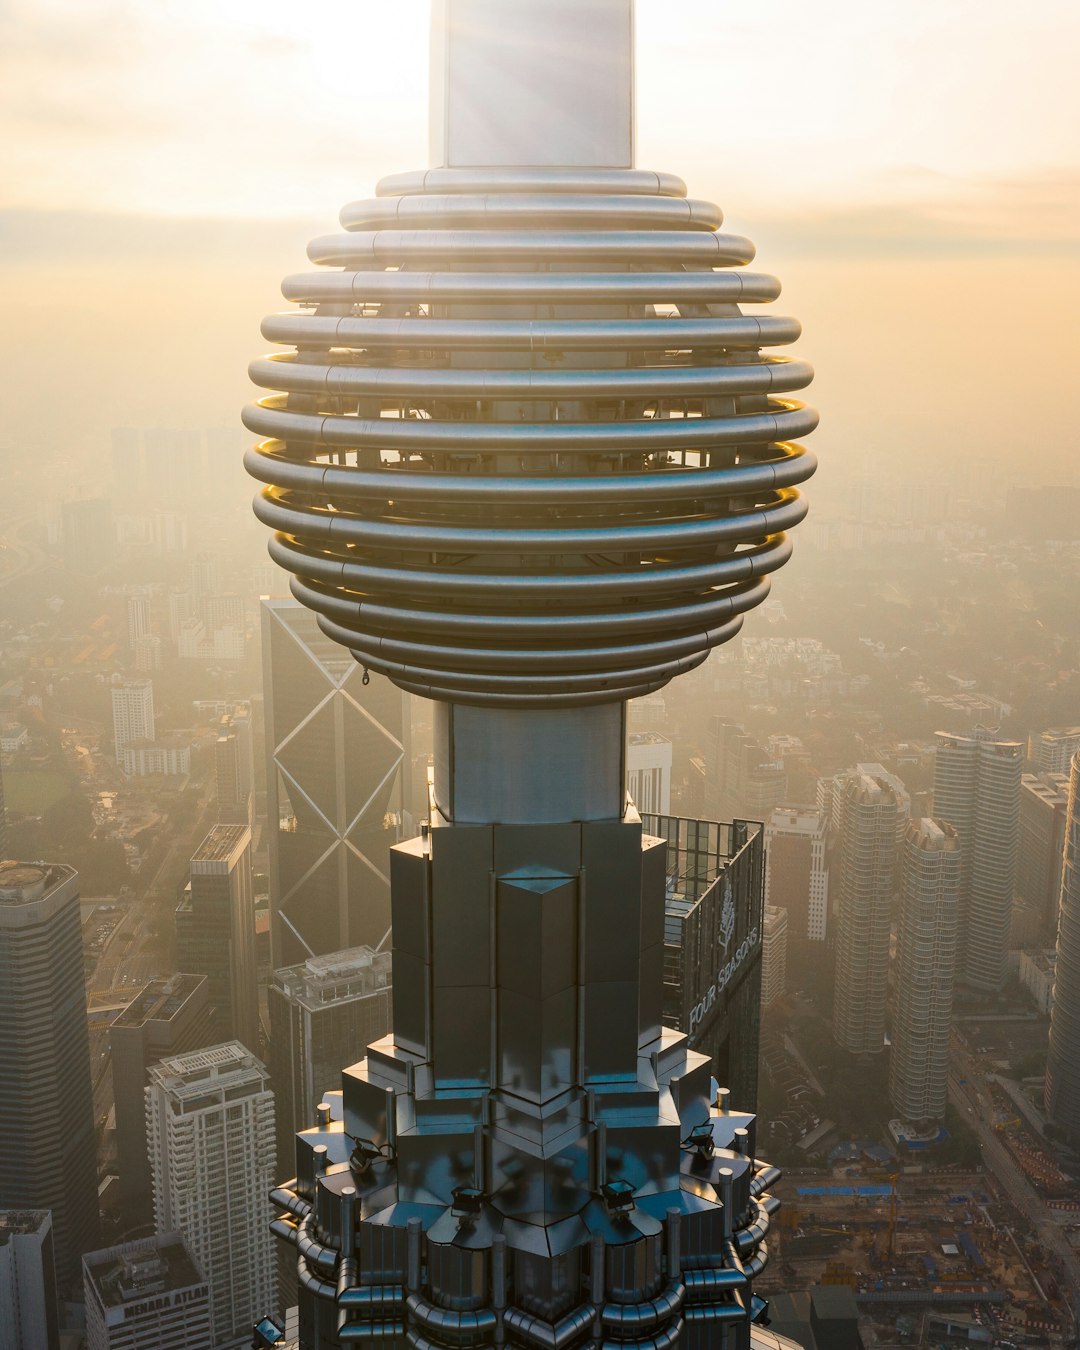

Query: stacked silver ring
[{"left": 245, "top": 167, "right": 817, "bottom": 706}]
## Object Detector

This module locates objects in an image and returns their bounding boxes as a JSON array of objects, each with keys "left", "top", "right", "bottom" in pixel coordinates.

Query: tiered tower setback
[{"left": 246, "top": 3, "right": 817, "bottom": 1347}]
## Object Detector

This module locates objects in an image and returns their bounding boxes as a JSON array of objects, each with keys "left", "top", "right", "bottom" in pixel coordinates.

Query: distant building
[
  {"left": 889, "top": 819, "right": 961, "bottom": 1127},
  {"left": 109, "top": 975, "right": 213, "bottom": 1225},
  {"left": 214, "top": 708, "right": 254, "bottom": 827},
  {"left": 832, "top": 772, "right": 901, "bottom": 1055},
  {"left": 61, "top": 497, "right": 115, "bottom": 574},
  {"left": 111, "top": 680, "right": 155, "bottom": 765},
  {"left": 626, "top": 732, "right": 672, "bottom": 815},
  {"left": 120, "top": 736, "right": 190, "bottom": 778},
  {"left": 645, "top": 814, "right": 764, "bottom": 1110},
  {"left": 132, "top": 633, "right": 162, "bottom": 674},
  {"left": 0, "top": 723, "right": 29, "bottom": 753},
  {"left": 126, "top": 592, "right": 152, "bottom": 650},
  {"left": 267, "top": 947, "right": 392, "bottom": 1177},
  {"left": 1018, "top": 772, "right": 1070, "bottom": 939},
  {"left": 0, "top": 758, "right": 7, "bottom": 857},
  {"left": 933, "top": 729, "right": 1023, "bottom": 992},
  {"left": 262, "top": 598, "right": 405, "bottom": 966},
  {"left": 83, "top": 1233, "right": 211, "bottom": 1350},
  {"left": 1031, "top": 726, "right": 1080, "bottom": 776},
  {"left": 177, "top": 826, "right": 259, "bottom": 1053},
  {"left": 1046, "top": 752, "right": 1080, "bottom": 1146},
  {"left": 0, "top": 1211, "right": 60, "bottom": 1350},
  {"left": 761, "top": 905, "right": 788, "bottom": 1010},
  {"left": 146, "top": 1045, "right": 275, "bottom": 1349},
  {"left": 705, "top": 716, "right": 786, "bottom": 823},
  {"left": 0, "top": 863, "right": 100, "bottom": 1288},
  {"left": 764, "top": 806, "right": 830, "bottom": 947},
  {"left": 1019, "top": 949, "right": 1056, "bottom": 1016}
]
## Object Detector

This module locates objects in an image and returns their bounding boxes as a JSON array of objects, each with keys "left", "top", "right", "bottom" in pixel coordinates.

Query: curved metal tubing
[
  {"left": 502, "top": 1302, "right": 596, "bottom": 1350},
  {"left": 406, "top": 1292, "right": 498, "bottom": 1338},
  {"left": 242, "top": 396, "right": 818, "bottom": 453},
  {"left": 245, "top": 441, "right": 816, "bottom": 504},
  {"left": 298, "top": 1253, "right": 338, "bottom": 1301},
  {"left": 338, "top": 1284, "right": 405, "bottom": 1311},
  {"left": 270, "top": 1183, "right": 312, "bottom": 1219},
  {"left": 339, "top": 193, "right": 722, "bottom": 232},
  {"left": 376, "top": 167, "right": 688, "bottom": 198},
  {"left": 338, "top": 1321, "right": 407, "bottom": 1342},
  {"left": 297, "top": 1213, "right": 341, "bottom": 1274},
  {"left": 281, "top": 269, "right": 782, "bottom": 306},
  {"left": 254, "top": 484, "right": 806, "bottom": 554},
  {"left": 599, "top": 1279, "right": 684, "bottom": 1331},
  {"left": 260, "top": 312, "right": 798, "bottom": 352},
  {"left": 248, "top": 166, "right": 816, "bottom": 706},
  {"left": 749, "top": 1165, "right": 781, "bottom": 1197},
  {"left": 249, "top": 354, "right": 812, "bottom": 401},
  {"left": 267, "top": 530, "right": 793, "bottom": 599},
  {"left": 308, "top": 229, "right": 755, "bottom": 268},
  {"left": 289, "top": 575, "right": 770, "bottom": 642},
  {"left": 597, "top": 1320, "right": 682, "bottom": 1350}
]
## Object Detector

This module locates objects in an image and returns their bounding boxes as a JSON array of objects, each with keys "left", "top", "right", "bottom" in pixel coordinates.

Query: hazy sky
[{"left": 2, "top": 0, "right": 1079, "bottom": 488}]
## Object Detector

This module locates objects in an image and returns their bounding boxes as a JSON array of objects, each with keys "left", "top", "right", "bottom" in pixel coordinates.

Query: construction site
[{"left": 757, "top": 1168, "right": 1076, "bottom": 1347}]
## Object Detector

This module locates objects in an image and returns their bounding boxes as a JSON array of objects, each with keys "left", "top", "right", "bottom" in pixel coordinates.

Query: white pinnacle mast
[{"left": 250, "top": 4, "right": 817, "bottom": 1346}]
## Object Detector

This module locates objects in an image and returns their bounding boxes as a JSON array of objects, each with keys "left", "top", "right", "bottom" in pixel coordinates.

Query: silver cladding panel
[
  {"left": 430, "top": 0, "right": 634, "bottom": 169},
  {"left": 434, "top": 702, "right": 625, "bottom": 823}
]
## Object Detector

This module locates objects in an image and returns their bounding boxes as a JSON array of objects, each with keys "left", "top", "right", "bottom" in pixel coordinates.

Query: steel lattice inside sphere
[{"left": 244, "top": 167, "right": 817, "bottom": 707}]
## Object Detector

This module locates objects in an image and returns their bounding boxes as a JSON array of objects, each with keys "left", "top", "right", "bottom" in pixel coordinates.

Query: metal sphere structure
[{"left": 244, "top": 167, "right": 816, "bottom": 707}]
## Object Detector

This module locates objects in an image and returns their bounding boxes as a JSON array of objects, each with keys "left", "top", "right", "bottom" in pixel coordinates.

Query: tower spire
[{"left": 429, "top": 0, "right": 635, "bottom": 168}]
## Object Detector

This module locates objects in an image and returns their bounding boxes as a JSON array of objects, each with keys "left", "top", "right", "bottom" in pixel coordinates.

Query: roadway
[{"left": 949, "top": 1037, "right": 1080, "bottom": 1337}]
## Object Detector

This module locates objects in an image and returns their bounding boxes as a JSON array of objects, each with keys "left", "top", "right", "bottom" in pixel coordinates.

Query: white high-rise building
[
  {"left": 146, "top": 1043, "right": 275, "bottom": 1349},
  {"left": 1031, "top": 726, "right": 1080, "bottom": 776},
  {"left": 933, "top": 729, "right": 1023, "bottom": 991},
  {"left": 626, "top": 732, "right": 672, "bottom": 815},
  {"left": 889, "top": 818, "right": 961, "bottom": 1127},
  {"left": 111, "top": 680, "right": 155, "bottom": 766},
  {"left": 832, "top": 772, "right": 901, "bottom": 1055},
  {"left": 764, "top": 806, "right": 829, "bottom": 945},
  {"left": 760, "top": 905, "right": 788, "bottom": 1010}
]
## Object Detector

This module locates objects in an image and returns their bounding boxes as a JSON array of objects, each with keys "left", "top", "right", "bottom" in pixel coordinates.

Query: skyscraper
[
  {"left": 261, "top": 598, "right": 404, "bottom": 966},
  {"left": 176, "top": 826, "right": 259, "bottom": 1052},
  {"left": 247, "top": 2, "right": 817, "bottom": 1344},
  {"left": 111, "top": 679, "right": 155, "bottom": 765},
  {"left": 1017, "top": 771, "right": 1070, "bottom": 939},
  {"left": 706, "top": 717, "right": 787, "bottom": 823},
  {"left": 83, "top": 1233, "right": 211, "bottom": 1350},
  {"left": 1046, "top": 751, "right": 1080, "bottom": 1147},
  {"left": 832, "top": 772, "right": 901, "bottom": 1055},
  {"left": 889, "top": 819, "right": 961, "bottom": 1128},
  {"left": 761, "top": 905, "right": 789, "bottom": 1010},
  {"left": 625, "top": 731, "right": 672, "bottom": 815},
  {"left": 146, "top": 1044, "right": 275, "bottom": 1349},
  {"left": 0, "top": 1211, "right": 60, "bottom": 1350},
  {"left": 1031, "top": 726, "right": 1080, "bottom": 776},
  {"left": 215, "top": 708, "right": 255, "bottom": 827},
  {"left": 126, "top": 591, "right": 152, "bottom": 650},
  {"left": 267, "top": 947, "right": 392, "bottom": 1177},
  {"left": 933, "top": 729, "right": 1023, "bottom": 992},
  {"left": 0, "top": 863, "right": 100, "bottom": 1288},
  {"left": 764, "top": 805, "right": 830, "bottom": 948},
  {"left": 61, "top": 497, "right": 115, "bottom": 574},
  {"left": 109, "top": 974, "right": 214, "bottom": 1225}
]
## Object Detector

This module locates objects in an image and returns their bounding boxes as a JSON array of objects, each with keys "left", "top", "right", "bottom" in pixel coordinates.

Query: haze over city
[{"left": 2, "top": 3, "right": 1080, "bottom": 1350}]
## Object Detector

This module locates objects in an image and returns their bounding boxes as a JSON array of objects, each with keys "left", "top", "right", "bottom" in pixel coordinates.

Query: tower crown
[{"left": 244, "top": 0, "right": 816, "bottom": 708}]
